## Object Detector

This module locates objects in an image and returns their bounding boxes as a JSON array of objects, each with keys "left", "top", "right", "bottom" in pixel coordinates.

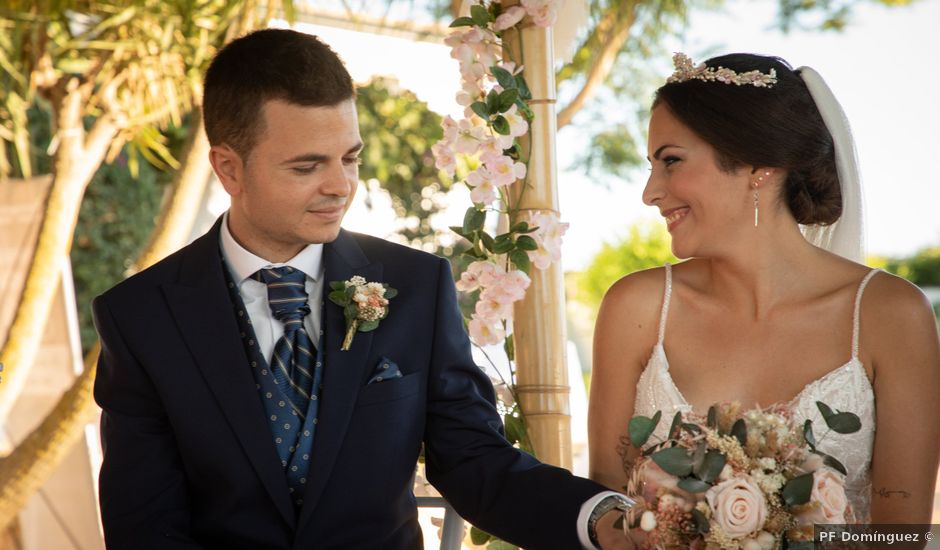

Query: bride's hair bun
[{"left": 653, "top": 53, "right": 842, "bottom": 225}]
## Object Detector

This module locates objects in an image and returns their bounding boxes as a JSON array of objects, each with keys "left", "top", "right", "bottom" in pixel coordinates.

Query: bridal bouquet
[{"left": 622, "top": 401, "right": 861, "bottom": 550}]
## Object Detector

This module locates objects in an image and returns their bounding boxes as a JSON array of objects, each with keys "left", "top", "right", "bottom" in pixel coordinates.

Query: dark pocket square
[{"left": 367, "top": 356, "right": 403, "bottom": 384}]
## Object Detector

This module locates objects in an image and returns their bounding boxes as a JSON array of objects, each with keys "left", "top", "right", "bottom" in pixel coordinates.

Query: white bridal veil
[{"left": 798, "top": 66, "right": 866, "bottom": 263}]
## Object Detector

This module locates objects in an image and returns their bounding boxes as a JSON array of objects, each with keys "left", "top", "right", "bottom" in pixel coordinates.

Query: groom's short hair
[{"left": 203, "top": 28, "right": 355, "bottom": 159}]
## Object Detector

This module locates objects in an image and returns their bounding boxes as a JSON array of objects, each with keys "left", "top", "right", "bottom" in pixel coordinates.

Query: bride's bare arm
[
  {"left": 588, "top": 268, "right": 665, "bottom": 492},
  {"left": 866, "top": 273, "right": 940, "bottom": 524}
]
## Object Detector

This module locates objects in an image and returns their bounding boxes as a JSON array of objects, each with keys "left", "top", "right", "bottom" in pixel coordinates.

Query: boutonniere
[{"left": 328, "top": 276, "right": 397, "bottom": 351}]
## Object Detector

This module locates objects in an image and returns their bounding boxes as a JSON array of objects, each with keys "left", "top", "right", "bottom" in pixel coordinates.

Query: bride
[{"left": 588, "top": 53, "right": 940, "bottom": 545}]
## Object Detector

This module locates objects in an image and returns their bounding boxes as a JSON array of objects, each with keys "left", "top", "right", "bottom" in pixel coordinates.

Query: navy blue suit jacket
[{"left": 93, "top": 219, "right": 605, "bottom": 549}]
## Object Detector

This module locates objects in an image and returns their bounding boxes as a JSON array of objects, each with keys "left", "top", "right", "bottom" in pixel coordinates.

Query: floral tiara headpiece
[{"left": 666, "top": 52, "right": 777, "bottom": 88}]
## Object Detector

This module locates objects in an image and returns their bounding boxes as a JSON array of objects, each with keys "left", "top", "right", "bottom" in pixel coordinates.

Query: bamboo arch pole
[{"left": 501, "top": 3, "right": 572, "bottom": 470}]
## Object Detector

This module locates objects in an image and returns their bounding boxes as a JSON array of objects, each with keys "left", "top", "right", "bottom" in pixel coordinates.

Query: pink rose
[
  {"left": 796, "top": 467, "right": 848, "bottom": 525},
  {"left": 705, "top": 477, "right": 768, "bottom": 539}
]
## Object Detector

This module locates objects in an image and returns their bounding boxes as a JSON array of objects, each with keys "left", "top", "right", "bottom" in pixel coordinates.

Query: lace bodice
[{"left": 633, "top": 264, "right": 878, "bottom": 521}]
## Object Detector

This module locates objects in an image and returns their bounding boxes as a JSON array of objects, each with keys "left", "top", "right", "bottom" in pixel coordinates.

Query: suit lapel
[
  {"left": 298, "top": 229, "right": 382, "bottom": 530},
  {"left": 161, "top": 218, "right": 296, "bottom": 529}
]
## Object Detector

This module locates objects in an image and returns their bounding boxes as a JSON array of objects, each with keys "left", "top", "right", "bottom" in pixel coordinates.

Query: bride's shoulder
[
  {"left": 599, "top": 264, "right": 671, "bottom": 314},
  {"left": 594, "top": 265, "right": 672, "bottom": 378},
  {"left": 863, "top": 269, "right": 933, "bottom": 320},
  {"left": 861, "top": 270, "right": 935, "bottom": 325},
  {"left": 860, "top": 270, "right": 938, "bottom": 367}
]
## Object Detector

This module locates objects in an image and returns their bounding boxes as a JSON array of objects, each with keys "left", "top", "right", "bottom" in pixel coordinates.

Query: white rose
[{"left": 705, "top": 477, "right": 768, "bottom": 539}]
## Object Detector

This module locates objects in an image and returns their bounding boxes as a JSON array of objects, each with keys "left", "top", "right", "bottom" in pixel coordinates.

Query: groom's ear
[{"left": 210, "top": 144, "right": 245, "bottom": 197}]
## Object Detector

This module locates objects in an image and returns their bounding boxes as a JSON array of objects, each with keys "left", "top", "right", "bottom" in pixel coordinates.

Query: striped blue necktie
[{"left": 252, "top": 267, "right": 315, "bottom": 418}]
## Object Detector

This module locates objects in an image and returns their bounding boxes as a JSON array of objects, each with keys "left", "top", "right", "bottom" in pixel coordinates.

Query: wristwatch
[{"left": 588, "top": 494, "right": 635, "bottom": 547}]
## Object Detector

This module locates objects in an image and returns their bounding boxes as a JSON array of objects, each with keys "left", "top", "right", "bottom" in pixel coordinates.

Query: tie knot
[{"left": 253, "top": 267, "right": 310, "bottom": 324}]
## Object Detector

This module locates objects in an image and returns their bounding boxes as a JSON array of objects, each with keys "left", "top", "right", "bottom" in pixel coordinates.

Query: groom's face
[{"left": 218, "top": 98, "right": 362, "bottom": 261}]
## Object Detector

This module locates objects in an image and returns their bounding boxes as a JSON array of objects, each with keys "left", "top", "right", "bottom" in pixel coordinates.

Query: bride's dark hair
[{"left": 653, "top": 53, "right": 842, "bottom": 225}]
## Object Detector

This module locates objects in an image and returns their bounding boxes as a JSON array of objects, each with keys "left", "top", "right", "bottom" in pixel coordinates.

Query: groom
[{"left": 93, "top": 29, "right": 631, "bottom": 549}]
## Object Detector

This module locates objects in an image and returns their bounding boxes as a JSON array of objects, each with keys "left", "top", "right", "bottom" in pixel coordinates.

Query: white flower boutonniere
[{"left": 328, "top": 276, "right": 397, "bottom": 351}]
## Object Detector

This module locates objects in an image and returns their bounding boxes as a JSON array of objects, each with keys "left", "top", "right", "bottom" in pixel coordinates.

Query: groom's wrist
[
  {"left": 589, "top": 494, "right": 634, "bottom": 547},
  {"left": 577, "top": 491, "right": 634, "bottom": 549}
]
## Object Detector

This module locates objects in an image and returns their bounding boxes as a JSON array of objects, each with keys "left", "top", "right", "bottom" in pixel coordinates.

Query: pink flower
[
  {"left": 502, "top": 104, "right": 529, "bottom": 137},
  {"left": 441, "top": 116, "right": 458, "bottom": 143},
  {"left": 526, "top": 211, "right": 569, "bottom": 270},
  {"left": 705, "top": 477, "right": 768, "bottom": 539},
  {"left": 480, "top": 284, "right": 519, "bottom": 306},
  {"left": 520, "top": 0, "right": 560, "bottom": 27},
  {"left": 449, "top": 43, "right": 475, "bottom": 65},
  {"left": 493, "top": 6, "right": 526, "bottom": 31},
  {"left": 460, "top": 61, "right": 487, "bottom": 81},
  {"left": 480, "top": 270, "right": 530, "bottom": 305},
  {"left": 455, "top": 119, "right": 485, "bottom": 154},
  {"left": 432, "top": 142, "right": 456, "bottom": 177},
  {"left": 484, "top": 155, "right": 527, "bottom": 187},
  {"left": 456, "top": 260, "right": 503, "bottom": 292},
  {"left": 496, "top": 61, "right": 521, "bottom": 75},
  {"left": 478, "top": 137, "right": 507, "bottom": 165},
  {"left": 469, "top": 180, "right": 498, "bottom": 205},
  {"left": 467, "top": 166, "right": 499, "bottom": 205},
  {"left": 468, "top": 314, "right": 505, "bottom": 346},
  {"left": 472, "top": 42, "right": 499, "bottom": 70},
  {"left": 796, "top": 467, "right": 849, "bottom": 526},
  {"left": 475, "top": 297, "right": 513, "bottom": 321},
  {"left": 457, "top": 80, "right": 483, "bottom": 107},
  {"left": 502, "top": 269, "right": 531, "bottom": 292},
  {"left": 444, "top": 26, "right": 485, "bottom": 48}
]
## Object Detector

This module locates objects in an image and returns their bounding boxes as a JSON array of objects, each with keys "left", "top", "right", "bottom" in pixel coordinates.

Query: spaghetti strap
[
  {"left": 851, "top": 268, "right": 881, "bottom": 359},
  {"left": 657, "top": 264, "right": 673, "bottom": 346}
]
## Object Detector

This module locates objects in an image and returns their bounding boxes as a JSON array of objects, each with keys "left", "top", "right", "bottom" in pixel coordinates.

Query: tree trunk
[
  {"left": 130, "top": 109, "right": 212, "bottom": 275},
  {"left": 0, "top": 345, "right": 98, "bottom": 531},
  {"left": 0, "top": 79, "right": 117, "bottom": 423},
  {"left": 0, "top": 517, "right": 23, "bottom": 550},
  {"left": 556, "top": 3, "right": 637, "bottom": 130}
]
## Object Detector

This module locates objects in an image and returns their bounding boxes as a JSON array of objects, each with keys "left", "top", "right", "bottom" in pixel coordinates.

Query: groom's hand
[{"left": 595, "top": 510, "right": 636, "bottom": 550}]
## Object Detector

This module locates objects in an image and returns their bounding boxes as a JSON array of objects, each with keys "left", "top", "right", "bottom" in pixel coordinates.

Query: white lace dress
[{"left": 633, "top": 264, "right": 878, "bottom": 521}]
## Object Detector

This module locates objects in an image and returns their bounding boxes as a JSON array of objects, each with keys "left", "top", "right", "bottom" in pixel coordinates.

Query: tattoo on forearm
[{"left": 874, "top": 487, "right": 911, "bottom": 499}]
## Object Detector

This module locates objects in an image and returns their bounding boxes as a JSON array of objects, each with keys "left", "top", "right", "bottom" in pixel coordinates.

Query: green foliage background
[
  {"left": 356, "top": 78, "right": 455, "bottom": 256},
  {"left": 575, "top": 223, "right": 677, "bottom": 312},
  {"left": 71, "top": 155, "right": 173, "bottom": 350},
  {"left": 879, "top": 247, "right": 940, "bottom": 287}
]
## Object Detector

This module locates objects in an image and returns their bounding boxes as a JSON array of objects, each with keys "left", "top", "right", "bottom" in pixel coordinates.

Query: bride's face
[{"left": 643, "top": 104, "right": 753, "bottom": 259}]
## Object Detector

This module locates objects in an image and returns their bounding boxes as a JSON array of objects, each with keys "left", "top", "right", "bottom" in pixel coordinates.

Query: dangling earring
[
  {"left": 753, "top": 188, "right": 759, "bottom": 227},
  {"left": 753, "top": 171, "right": 769, "bottom": 228}
]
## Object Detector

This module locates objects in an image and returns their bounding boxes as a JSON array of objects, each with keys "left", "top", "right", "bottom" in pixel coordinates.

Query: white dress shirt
[{"left": 219, "top": 213, "right": 325, "bottom": 362}]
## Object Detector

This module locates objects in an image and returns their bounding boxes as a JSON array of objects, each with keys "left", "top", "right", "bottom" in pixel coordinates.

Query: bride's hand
[{"left": 595, "top": 510, "right": 637, "bottom": 550}]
